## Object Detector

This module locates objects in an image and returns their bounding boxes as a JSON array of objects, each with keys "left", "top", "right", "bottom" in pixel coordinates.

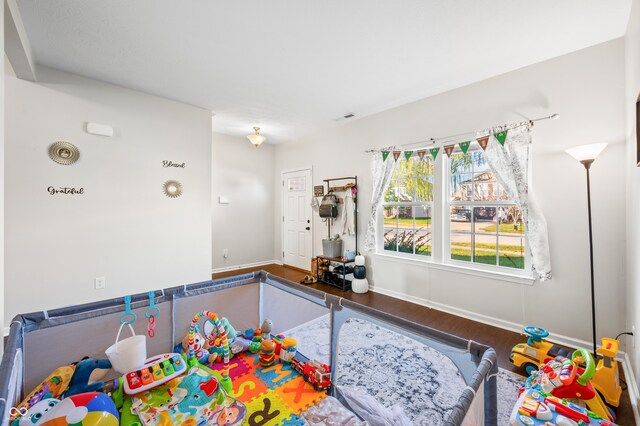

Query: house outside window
[{"left": 448, "top": 147, "right": 526, "bottom": 270}]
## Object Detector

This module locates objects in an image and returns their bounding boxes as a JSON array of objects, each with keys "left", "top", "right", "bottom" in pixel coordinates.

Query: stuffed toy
[{"left": 64, "top": 357, "right": 113, "bottom": 397}]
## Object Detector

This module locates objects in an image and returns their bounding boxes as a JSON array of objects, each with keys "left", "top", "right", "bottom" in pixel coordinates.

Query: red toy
[
  {"left": 291, "top": 356, "right": 331, "bottom": 391},
  {"left": 525, "top": 348, "right": 615, "bottom": 422}
]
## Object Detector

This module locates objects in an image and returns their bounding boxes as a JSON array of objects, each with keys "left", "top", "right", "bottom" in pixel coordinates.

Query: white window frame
[
  {"left": 380, "top": 158, "right": 434, "bottom": 260},
  {"left": 376, "top": 145, "right": 534, "bottom": 284},
  {"left": 444, "top": 148, "right": 531, "bottom": 275}
]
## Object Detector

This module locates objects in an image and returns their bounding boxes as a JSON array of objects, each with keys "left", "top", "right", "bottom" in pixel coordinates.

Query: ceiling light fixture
[{"left": 247, "top": 127, "right": 266, "bottom": 147}]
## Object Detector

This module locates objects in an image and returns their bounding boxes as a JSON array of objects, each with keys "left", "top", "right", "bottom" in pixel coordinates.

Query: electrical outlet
[
  {"left": 223, "top": 249, "right": 228, "bottom": 259},
  {"left": 95, "top": 277, "right": 106, "bottom": 290}
]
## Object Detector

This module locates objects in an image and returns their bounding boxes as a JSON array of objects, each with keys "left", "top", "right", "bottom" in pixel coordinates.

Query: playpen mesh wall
[{"left": 0, "top": 271, "right": 498, "bottom": 426}]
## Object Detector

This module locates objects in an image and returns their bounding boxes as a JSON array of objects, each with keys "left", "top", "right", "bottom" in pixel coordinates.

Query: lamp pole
[
  {"left": 581, "top": 159, "right": 597, "bottom": 360},
  {"left": 566, "top": 142, "right": 607, "bottom": 360}
]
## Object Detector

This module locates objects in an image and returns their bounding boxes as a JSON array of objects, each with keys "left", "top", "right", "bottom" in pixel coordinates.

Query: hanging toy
[
  {"left": 187, "top": 311, "right": 232, "bottom": 392},
  {"left": 145, "top": 291, "right": 160, "bottom": 339}
]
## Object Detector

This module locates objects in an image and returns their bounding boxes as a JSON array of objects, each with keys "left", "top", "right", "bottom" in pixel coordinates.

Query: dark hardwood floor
[{"left": 213, "top": 263, "right": 636, "bottom": 425}]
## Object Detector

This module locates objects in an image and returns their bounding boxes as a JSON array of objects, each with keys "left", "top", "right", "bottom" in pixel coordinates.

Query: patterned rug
[{"left": 284, "top": 314, "right": 525, "bottom": 426}]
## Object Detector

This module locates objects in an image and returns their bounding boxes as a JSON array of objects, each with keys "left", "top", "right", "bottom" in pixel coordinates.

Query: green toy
[{"left": 121, "top": 396, "right": 143, "bottom": 426}]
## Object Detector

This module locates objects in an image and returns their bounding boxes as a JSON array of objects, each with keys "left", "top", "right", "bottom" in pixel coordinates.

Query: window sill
[{"left": 374, "top": 251, "right": 535, "bottom": 285}]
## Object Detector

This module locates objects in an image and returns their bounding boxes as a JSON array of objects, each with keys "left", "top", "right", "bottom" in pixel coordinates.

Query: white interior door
[{"left": 282, "top": 168, "right": 313, "bottom": 270}]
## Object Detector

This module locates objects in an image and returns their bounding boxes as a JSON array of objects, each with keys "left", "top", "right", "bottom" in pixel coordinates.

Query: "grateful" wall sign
[{"left": 47, "top": 187, "right": 85, "bottom": 195}]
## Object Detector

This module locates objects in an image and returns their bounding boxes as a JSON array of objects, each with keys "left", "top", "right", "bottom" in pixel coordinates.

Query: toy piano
[{"left": 123, "top": 353, "right": 187, "bottom": 395}]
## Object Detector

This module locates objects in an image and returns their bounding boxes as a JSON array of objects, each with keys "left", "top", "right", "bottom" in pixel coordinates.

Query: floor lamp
[{"left": 565, "top": 142, "right": 608, "bottom": 359}]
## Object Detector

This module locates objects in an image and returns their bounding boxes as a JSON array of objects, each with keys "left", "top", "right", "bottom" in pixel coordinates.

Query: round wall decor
[
  {"left": 163, "top": 180, "right": 183, "bottom": 198},
  {"left": 48, "top": 141, "right": 80, "bottom": 165}
]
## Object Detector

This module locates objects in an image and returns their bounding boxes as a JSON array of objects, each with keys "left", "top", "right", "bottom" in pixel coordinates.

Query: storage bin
[{"left": 322, "top": 239, "right": 343, "bottom": 257}]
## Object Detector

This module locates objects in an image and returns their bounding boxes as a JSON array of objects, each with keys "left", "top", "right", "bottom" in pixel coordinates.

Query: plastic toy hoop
[
  {"left": 572, "top": 348, "right": 595, "bottom": 386},
  {"left": 120, "top": 295, "right": 137, "bottom": 325},
  {"left": 188, "top": 310, "right": 230, "bottom": 379}
]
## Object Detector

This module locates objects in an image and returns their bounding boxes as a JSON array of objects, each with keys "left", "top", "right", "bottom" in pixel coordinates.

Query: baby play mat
[
  {"left": 213, "top": 352, "right": 325, "bottom": 425},
  {"left": 131, "top": 354, "right": 325, "bottom": 426}
]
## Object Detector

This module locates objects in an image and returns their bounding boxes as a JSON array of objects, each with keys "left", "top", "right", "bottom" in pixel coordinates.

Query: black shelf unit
[
  {"left": 315, "top": 255, "right": 354, "bottom": 291},
  {"left": 317, "top": 176, "right": 357, "bottom": 291}
]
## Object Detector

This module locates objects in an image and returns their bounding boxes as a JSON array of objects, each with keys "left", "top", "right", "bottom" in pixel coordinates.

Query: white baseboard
[
  {"left": 211, "top": 259, "right": 281, "bottom": 274},
  {"left": 622, "top": 352, "right": 640, "bottom": 424},
  {"left": 371, "top": 286, "right": 592, "bottom": 353},
  {"left": 3, "top": 326, "right": 9, "bottom": 337}
]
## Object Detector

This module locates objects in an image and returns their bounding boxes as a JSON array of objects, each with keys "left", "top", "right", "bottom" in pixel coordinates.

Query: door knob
[{"left": 305, "top": 227, "right": 311, "bottom": 230}]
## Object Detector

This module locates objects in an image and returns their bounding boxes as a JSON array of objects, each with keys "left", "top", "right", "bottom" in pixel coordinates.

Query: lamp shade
[
  {"left": 247, "top": 127, "right": 266, "bottom": 147},
  {"left": 565, "top": 143, "right": 608, "bottom": 162}
]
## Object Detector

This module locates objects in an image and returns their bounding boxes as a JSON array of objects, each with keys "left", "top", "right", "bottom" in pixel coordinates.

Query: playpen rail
[{"left": 0, "top": 270, "right": 498, "bottom": 426}]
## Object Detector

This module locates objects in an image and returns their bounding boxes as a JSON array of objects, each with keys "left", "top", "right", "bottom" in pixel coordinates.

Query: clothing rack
[
  {"left": 364, "top": 113, "right": 559, "bottom": 153},
  {"left": 323, "top": 176, "right": 358, "bottom": 253}
]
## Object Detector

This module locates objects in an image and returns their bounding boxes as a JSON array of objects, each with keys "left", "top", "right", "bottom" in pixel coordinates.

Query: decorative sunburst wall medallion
[
  {"left": 163, "top": 180, "right": 183, "bottom": 198},
  {"left": 48, "top": 141, "right": 80, "bottom": 165}
]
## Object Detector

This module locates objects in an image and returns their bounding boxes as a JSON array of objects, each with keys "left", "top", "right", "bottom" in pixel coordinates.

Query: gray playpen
[{"left": 0, "top": 271, "right": 498, "bottom": 425}]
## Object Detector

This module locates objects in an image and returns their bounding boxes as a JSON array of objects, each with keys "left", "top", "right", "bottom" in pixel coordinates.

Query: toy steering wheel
[
  {"left": 572, "top": 348, "right": 596, "bottom": 386},
  {"left": 524, "top": 326, "right": 549, "bottom": 346}
]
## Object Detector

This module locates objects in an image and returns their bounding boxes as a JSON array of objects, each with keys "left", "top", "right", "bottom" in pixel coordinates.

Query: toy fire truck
[{"left": 291, "top": 355, "right": 332, "bottom": 391}]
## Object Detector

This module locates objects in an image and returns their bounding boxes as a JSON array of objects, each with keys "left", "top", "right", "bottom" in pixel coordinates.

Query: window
[
  {"left": 382, "top": 157, "right": 433, "bottom": 257},
  {"left": 448, "top": 145, "right": 525, "bottom": 270},
  {"left": 377, "top": 142, "right": 529, "bottom": 276}
]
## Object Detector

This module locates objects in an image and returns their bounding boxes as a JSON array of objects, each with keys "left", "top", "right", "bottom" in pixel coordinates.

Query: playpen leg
[{"left": 483, "top": 363, "right": 498, "bottom": 426}]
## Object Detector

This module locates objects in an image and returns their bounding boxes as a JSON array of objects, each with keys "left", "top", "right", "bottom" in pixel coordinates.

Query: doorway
[{"left": 281, "top": 168, "right": 313, "bottom": 271}]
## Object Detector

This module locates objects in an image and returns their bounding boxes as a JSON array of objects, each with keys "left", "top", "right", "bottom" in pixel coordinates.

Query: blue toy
[
  {"left": 175, "top": 373, "right": 222, "bottom": 416},
  {"left": 509, "top": 387, "right": 618, "bottom": 425},
  {"left": 65, "top": 358, "right": 113, "bottom": 397}
]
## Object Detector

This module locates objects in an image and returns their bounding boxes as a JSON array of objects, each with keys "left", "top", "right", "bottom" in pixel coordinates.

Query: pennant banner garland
[
  {"left": 477, "top": 136, "right": 490, "bottom": 150},
  {"left": 430, "top": 147, "right": 439, "bottom": 160},
  {"left": 378, "top": 127, "right": 510, "bottom": 160},
  {"left": 494, "top": 130, "right": 508, "bottom": 146}
]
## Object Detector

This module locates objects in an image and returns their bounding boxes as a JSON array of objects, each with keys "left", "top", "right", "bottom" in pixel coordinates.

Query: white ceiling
[{"left": 16, "top": 1, "right": 631, "bottom": 144}]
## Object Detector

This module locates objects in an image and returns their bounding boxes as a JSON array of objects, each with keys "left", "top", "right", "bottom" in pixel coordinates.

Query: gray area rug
[{"left": 284, "top": 314, "right": 524, "bottom": 425}]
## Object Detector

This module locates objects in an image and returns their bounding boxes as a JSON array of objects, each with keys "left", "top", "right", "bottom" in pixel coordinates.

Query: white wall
[
  {"left": 211, "top": 132, "right": 275, "bottom": 270},
  {"left": 625, "top": 0, "right": 640, "bottom": 391},
  {"left": 274, "top": 39, "right": 627, "bottom": 347},
  {"left": 0, "top": 4, "right": 4, "bottom": 351},
  {"left": 5, "top": 66, "right": 212, "bottom": 327}
]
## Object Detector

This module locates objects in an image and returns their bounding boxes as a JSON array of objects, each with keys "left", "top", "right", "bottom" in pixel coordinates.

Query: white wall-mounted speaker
[{"left": 86, "top": 122, "right": 114, "bottom": 137}]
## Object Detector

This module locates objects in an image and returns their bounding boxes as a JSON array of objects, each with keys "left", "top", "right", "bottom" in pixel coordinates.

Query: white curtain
[
  {"left": 364, "top": 147, "right": 397, "bottom": 252},
  {"left": 483, "top": 125, "right": 552, "bottom": 281}
]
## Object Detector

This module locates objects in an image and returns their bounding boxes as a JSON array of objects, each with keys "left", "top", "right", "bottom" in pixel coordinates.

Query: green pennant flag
[
  {"left": 494, "top": 130, "right": 508, "bottom": 146},
  {"left": 404, "top": 151, "right": 412, "bottom": 161},
  {"left": 382, "top": 151, "right": 390, "bottom": 161},
  {"left": 430, "top": 147, "right": 439, "bottom": 160},
  {"left": 459, "top": 141, "right": 471, "bottom": 154}
]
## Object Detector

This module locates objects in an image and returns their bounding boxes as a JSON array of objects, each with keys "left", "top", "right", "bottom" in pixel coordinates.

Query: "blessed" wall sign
[{"left": 162, "top": 160, "right": 186, "bottom": 168}]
